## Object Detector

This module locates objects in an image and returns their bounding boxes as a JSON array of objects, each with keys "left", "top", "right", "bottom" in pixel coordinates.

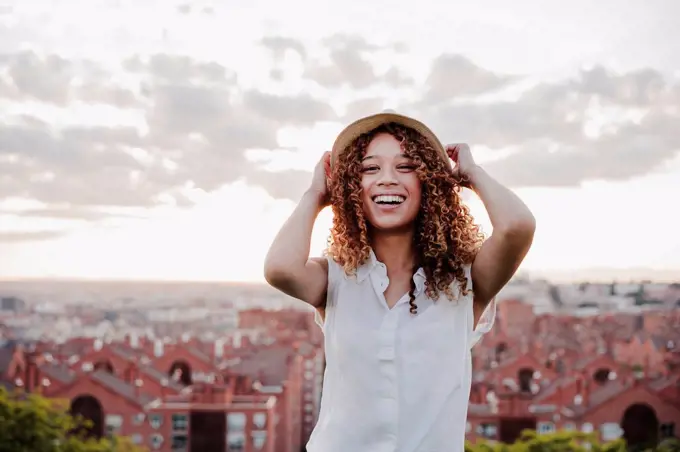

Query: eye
[
  {"left": 361, "top": 165, "right": 379, "bottom": 173},
  {"left": 397, "top": 164, "right": 417, "bottom": 172}
]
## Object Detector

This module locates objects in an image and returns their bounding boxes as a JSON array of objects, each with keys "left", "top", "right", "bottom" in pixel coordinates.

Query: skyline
[{"left": 1, "top": 0, "right": 680, "bottom": 282}]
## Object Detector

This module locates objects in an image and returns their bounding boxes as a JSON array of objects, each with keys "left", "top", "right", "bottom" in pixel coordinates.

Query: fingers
[
  {"left": 445, "top": 144, "right": 459, "bottom": 160},
  {"left": 446, "top": 143, "right": 469, "bottom": 159}
]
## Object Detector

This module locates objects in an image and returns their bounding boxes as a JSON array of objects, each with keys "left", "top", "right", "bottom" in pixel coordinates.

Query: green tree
[
  {"left": 466, "top": 430, "right": 680, "bottom": 452},
  {"left": 0, "top": 387, "right": 145, "bottom": 452}
]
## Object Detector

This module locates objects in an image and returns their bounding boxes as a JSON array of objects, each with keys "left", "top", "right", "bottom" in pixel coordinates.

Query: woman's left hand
[{"left": 445, "top": 143, "right": 477, "bottom": 188}]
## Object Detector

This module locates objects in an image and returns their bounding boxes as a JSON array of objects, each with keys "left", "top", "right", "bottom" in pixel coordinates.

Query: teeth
[{"left": 374, "top": 195, "right": 405, "bottom": 204}]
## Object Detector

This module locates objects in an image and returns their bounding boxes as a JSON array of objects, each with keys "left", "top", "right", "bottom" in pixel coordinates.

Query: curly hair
[{"left": 326, "top": 122, "right": 485, "bottom": 314}]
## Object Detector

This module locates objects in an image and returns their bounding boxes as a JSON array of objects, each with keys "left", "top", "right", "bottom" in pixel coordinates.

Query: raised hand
[
  {"left": 308, "top": 151, "right": 332, "bottom": 206},
  {"left": 445, "top": 143, "right": 476, "bottom": 188}
]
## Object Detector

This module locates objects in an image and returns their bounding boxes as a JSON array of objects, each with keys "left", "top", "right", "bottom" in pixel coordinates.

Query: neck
[{"left": 370, "top": 227, "right": 417, "bottom": 272}]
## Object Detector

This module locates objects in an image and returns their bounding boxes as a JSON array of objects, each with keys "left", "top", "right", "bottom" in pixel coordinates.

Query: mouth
[{"left": 372, "top": 194, "right": 406, "bottom": 206}]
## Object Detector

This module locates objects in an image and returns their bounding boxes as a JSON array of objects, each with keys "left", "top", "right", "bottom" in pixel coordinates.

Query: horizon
[
  {"left": 1, "top": 0, "right": 679, "bottom": 282},
  {"left": 1, "top": 264, "right": 679, "bottom": 285}
]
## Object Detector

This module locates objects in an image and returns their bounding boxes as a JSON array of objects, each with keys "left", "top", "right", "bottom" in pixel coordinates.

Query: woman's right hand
[{"left": 307, "top": 151, "right": 332, "bottom": 207}]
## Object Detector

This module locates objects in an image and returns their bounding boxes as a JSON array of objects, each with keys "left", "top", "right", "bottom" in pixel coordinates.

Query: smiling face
[
  {"left": 329, "top": 122, "right": 483, "bottom": 300},
  {"left": 360, "top": 133, "right": 422, "bottom": 232}
]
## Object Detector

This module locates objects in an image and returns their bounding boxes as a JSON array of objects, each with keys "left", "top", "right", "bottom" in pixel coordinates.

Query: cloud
[
  {"left": 424, "top": 54, "right": 517, "bottom": 99},
  {"left": 0, "top": 118, "right": 178, "bottom": 207},
  {"left": 0, "top": 50, "right": 140, "bottom": 108},
  {"left": 343, "top": 97, "right": 387, "bottom": 121},
  {"left": 247, "top": 169, "right": 313, "bottom": 202},
  {"left": 260, "top": 36, "right": 308, "bottom": 60},
  {"left": 1, "top": 35, "right": 679, "bottom": 224},
  {"left": 7, "top": 207, "right": 148, "bottom": 222},
  {"left": 304, "top": 48, "right": 376, "bottom": 90},
  {"left": 483, "top": 109, "right": 680, "bottom": 187},
  {"left": 571, "top": 66, "right": 668, "bottom": 107},
  {"left": 410, "top": 64, "right": 680, "bottom": 187},
  {"left": 242, "top": 91, "right": 337, "bottom": 125},
  {"left": 291, "top": 34, "right": 414, "bottom": 90},
  {"left": 0, "top": 50, "right": 335, "bottom": 210},
  {"left": 123, "top": 53, "right": 234, "bottom": 85},
  {"left": 176, "top": 4, "right": 191, "bottom": 15},
  {"left": 1, "top": 51, "right": 73, "bottom": 105},
  {"left": 414, "top": 87, "right": 587, "bottom": 148},
  {"left": 176, "top": 4, "right": 215, "bottom": 16},
  {"left": 0, "top": 230, "right": 67, "bottom": 243}
]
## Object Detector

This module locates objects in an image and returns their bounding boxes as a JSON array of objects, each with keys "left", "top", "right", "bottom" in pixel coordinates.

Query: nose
[{"left": 376, "top": 166, "right": 398, "bottom": 187}]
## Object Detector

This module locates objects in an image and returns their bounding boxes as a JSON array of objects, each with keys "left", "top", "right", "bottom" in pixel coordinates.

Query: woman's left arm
[{"left": 449, "top": 144, "right": 536, "bottom": 309}]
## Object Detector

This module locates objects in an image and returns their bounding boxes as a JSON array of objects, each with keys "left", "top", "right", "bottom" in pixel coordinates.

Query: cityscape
[
  {"left": 2, "top": 0, "right": 680, "bottom": 451},
  {"left": 1, "top": 276, "right": 679, "bottom": 451}
]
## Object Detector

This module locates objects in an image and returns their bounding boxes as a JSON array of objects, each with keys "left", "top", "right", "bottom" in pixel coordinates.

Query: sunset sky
[{"left": 1, "top": 0, "right": 679, "bottom": 282}]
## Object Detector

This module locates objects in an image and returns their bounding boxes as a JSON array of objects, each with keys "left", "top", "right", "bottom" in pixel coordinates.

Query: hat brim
[{"left": 330, "top": 112, "right": 447, "bottom": 167}]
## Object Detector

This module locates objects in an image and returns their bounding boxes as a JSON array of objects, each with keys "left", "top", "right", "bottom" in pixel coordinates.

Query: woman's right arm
[{"left": 263, "top": 153, "right": 331, "bottom": 308}]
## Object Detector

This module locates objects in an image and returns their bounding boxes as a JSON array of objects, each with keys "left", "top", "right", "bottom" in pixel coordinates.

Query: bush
[
  {"left": 0, "top": 387, "right": 144, "bottom": 452},
  {"left": 465, "top": 429, "right": 680, "bottom": 452}
]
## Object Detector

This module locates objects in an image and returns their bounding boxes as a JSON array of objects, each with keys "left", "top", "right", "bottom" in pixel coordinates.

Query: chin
[
  {"left": 374, "top": 225, "right": 416, "bottom": 236},
  {"left": 366, "top": 211, "right": 419, "bottom": 232}
]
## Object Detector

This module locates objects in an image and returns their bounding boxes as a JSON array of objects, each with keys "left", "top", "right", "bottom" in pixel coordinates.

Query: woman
[{"left": 264, "top": 112, "right": 536, "bottom": 452}]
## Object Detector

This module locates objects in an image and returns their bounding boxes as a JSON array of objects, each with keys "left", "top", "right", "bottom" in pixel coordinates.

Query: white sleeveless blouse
[{"left": 307, "top": 251, "right": 496, "bottom": 452}]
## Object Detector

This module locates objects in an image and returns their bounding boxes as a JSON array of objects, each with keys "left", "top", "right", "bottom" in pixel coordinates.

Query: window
[
  {"left": 304, "top": 370, "right": 314, "bottom": 380},
  {"left": 227, "top": 431, "right": 245, "bottom": 451},
  {"left": 253, "top": 412, "right": 267, "bottom": 429},
  {"left": 537, "top": 422, "right": 555, "bottom": 435},
  {"left": 150, "top": 434, "right": 164, "bottom": 450},
  {"left": 252, "top": 431, "right": 267, "bottom": 450},
  {"left": 563, "top": 423, "right": 576, "bottom": 431},
  {"left": 130, "top": 434, "right": 143, "bottom": 445},
  {"left": 600, "top": 423, "right": 622, "bottom": 441},
  {"left": 105, "top": 414, "right": 123, "bottom": 437},
  {"left": 172, "top": 413, "right": 188, "bottom": 432},
  {"left": 149, "top": 414, "right": 163, "bottom": 429},
  {"left": 304, "top": 403, "right": 313, "bottom": 413},
  {"left": 132, "top": 413, "right": 145, "bottom": 425},
  {"left": 227, "top": 412, "right": 247, "bottom": 430},
  {"left": 171, "top": 434, "right": 188, "bottom": 451},
  {"left": 477, "top": 423, "right": 497, "bottom": 439},
  {"left": 582, "top": 423, "right": 593, "bottom": 433},
  {"left": 661, "top": 423, "right": 676, "bottom": 438},
  {"left": 305, "top": 360, "right": 313, "bottom": 369}
]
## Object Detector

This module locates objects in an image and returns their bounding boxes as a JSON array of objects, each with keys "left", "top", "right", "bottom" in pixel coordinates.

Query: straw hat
[{"left": 330, "top": 110, "right": 448, "bottom": 167}]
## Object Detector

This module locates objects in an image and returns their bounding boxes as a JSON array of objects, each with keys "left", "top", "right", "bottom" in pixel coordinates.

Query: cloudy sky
[{"left": 1, "top": 0, "right": 679, "bottom": 282}]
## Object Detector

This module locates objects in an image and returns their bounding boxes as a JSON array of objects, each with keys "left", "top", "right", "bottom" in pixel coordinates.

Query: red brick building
[
  {"left": 2, "top": 312, "right": 322, "bottom": 451},
  {"left": 466, "top": 306, "right": 680, "bottom": 444},
  {"left": 3, "top": 303, "right": 679, "bottom": 449}
]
